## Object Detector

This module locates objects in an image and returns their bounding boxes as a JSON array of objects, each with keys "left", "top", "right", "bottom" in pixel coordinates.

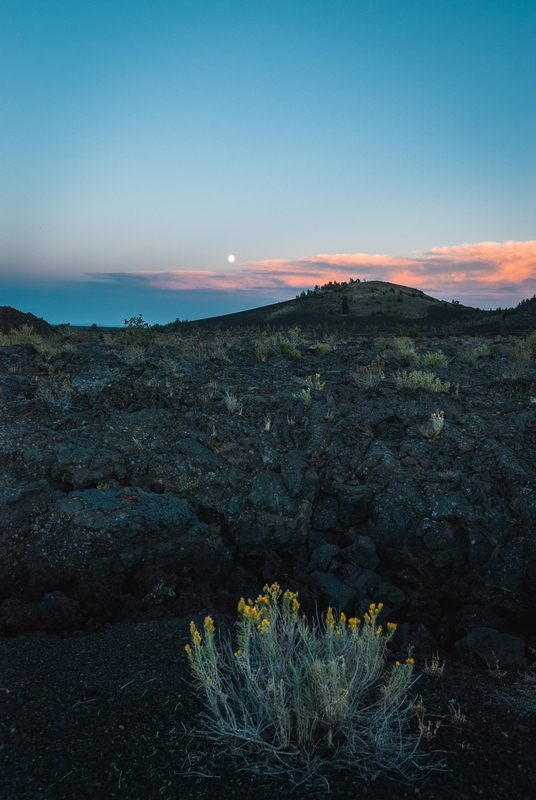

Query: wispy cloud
[{"left": 100, "top": 240, "right": 536, "bottom": 308}]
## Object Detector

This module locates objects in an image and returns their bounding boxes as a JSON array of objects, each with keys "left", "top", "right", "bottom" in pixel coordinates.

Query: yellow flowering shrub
[{"left": 184, "top": 584, "right": 434, "bottom": 784}]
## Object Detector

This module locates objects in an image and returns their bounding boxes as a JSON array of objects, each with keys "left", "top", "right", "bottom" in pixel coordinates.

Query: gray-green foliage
[
  {"left": 395, "top": 371, "right": 450, "bottom": 393},
  {"left": 254, "top": 333, "right": 301, "bottom": 361},
  {"left": 422, "top": 351, "right": 447, "bottom": 369},
  {"left": 392, "top": 337, "right": 420, "bottom": 366},
  {"left": 185, "top": 584, "right": 434, "bottom": 785}
]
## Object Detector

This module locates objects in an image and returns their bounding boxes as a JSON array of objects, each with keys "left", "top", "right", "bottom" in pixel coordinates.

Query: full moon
[{"left": 227, "top": 254, "right": 235, "bottom": 263}]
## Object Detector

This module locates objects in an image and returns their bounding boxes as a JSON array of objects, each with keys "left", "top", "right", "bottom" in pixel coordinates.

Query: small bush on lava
[
  {"left": 185, "top": 584, "right": 434, "bottom": 786},
  {"left": 395, "top": 371, "right": 450, "bottom": 393}
]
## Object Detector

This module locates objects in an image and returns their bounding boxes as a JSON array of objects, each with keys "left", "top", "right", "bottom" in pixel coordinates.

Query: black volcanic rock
[
  {"left": 1, "top": 322, "right": 536, "bottom": 654},
  {"left": 455, "top": 626, "right": 528, "bottom": 669}
]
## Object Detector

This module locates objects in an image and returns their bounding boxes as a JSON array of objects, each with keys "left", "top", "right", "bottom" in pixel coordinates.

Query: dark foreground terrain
[
  {"left": 1, "top": 310, "right": 536, "bottom": 798},
  {"left": 0, "top": 615, "right": 535, "bottom": 800}
]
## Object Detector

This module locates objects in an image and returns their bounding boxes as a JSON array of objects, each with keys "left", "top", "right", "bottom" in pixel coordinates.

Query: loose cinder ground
[{"left": 0, "top": 615, "right": 535, "bottom": 800}]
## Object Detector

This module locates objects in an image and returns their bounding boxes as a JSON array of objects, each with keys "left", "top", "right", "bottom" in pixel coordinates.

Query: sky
[{"left": 1, "top": 0, "right": 535, "bottom": 326}]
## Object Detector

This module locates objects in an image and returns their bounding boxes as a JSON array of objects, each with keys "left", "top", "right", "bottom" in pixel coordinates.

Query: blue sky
[{"left": 1, "top": 1, "right": 534, "bottom": 325}]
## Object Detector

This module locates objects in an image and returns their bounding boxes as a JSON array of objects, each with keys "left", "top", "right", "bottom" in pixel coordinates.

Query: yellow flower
[
  {"left": 326, "top": 607, "right": 335, "bottom": 629},
  {"left": 234, "top": 649, "right": 242, "bottom": 657},
  {"left": 395, "top": 661, "right": 401, "bottom": 668},
  {"left": 283, "top": 589, "right": 298, "bottom": 599},
  {"left": 192, "top": 630, "right": 202, "bottom": 647},
  {"left": 348, "top": 617, "right": 360, "bottom": 630},
  {"left": 237, "top": 597, "right": 246, "bottom": 612},
  {"left": 261, "top": 619, "right": 270, "bottom": 627},
  {"left": 406, "top": 657, "right": 415, "bottom": 666},
  {"left": 256, "top": 595, "right": 269, "bottom": 605},
  {"left": 206, "top": 675, "right": 211, "bottom": 681},
  {"left": 292, "top": 598, "right": 300, "bottom": 611},
  {"left": 184, "top": 644, "right": 192, "bottom": 657},
  {"left": 204, "top": 616, "right": 215, "bottom": 633},
  {"left": 339, "top": 612, "right": 347, "bottom": 625},
  {"left": 387, "top": 622, "right": 397, "bottom": 632},
  {"left": 375, "top": 625, "right": 383, "bottom": 635},
  {"left": 241, "top": 604, "right": 263, "bottom": 621},
  {"left": 189, "top": 620, "right": 197, "bottom": 635}
]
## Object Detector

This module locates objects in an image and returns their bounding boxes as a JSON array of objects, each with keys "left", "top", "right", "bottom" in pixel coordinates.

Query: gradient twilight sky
[{"left": 1, "top": 1, "right": 535, "bottom": 325}]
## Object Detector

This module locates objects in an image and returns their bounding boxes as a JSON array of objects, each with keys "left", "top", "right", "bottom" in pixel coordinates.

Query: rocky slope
[{"left": 1, "top": 324, "right": 535, "bottom": 666}]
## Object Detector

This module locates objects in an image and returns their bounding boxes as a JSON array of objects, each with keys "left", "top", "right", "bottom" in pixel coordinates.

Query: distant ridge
[
  {"left": 162, "top": 279, "right": 532, "bottom": 334},
  {"left": 0, "top": 306, "right": 54, "bottom": 336}
]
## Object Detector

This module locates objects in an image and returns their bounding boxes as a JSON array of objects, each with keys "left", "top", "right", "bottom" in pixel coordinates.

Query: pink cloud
[{"left": 114, "top": 240, "right": 536, "bottom": 308}]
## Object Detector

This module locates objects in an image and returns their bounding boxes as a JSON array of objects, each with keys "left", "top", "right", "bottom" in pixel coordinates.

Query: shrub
[
  {"left": 207, "top": 341, "right": 231, "bottom": 362},
  {"left": 123, "top": 346, "right": 146, "bottom": 365},
  {"left": 304, "top": 373, "right": 326, "bottom": 391},
  {"left": 254, "top": 338, "right": 271, "bottom": 361},
  {"left": 103, "top": 333, "right": 119, "bottom": 347},
  {"left": 509, "top": 339, "right": 533, "bottom": 364},
  {"left": 35, "top": 342, "right": 63, "bottom": 362},
  {"left": 0, "top": 325, "right": 43, "bottom": 347},
  {"left": 224, "top": 391, "right": 241, "bottom": 413},
  {"left": 353, "top": 355, "right": 385, "bottom": 388},
  {"left": 423, "top": 411, "right": 445, "bottom": 438},
  {"left": 182, "top": 340, "right": 209, "bottom": 361},
  {"left": 279, "top": 340, "right": 301, "bottom": 360},
  {"left": 395, "top": 371, "right": 450, "bottom": 393},
  {"left": 392, "top": 337, "right": 420, "bottom": 366},
  {"left": 35, "top": 369, "right": 73, "bottom": 411},
  {"left": 422, "top": 351, "right": 447, "bottom": 369},
  {"left": 493, "top": 672, "right": 536, "bottom": 718},
  {"left": 254, "top": 334, "right": 301, "bottom": 361},
  {"left": 294, "top": 387, "right": 312, "bottom": 405},
  {"left": 471, "top": 343, "right": 490, "bottom": 359},
  {"left": 527, "top": 332, "right": 536, "bottom": 356},
  {"left": 185, "top": 584, "right": 432, "bottom": 785},
  {"left": 121, "top": 313, "right": 158, "bottom": 345}
]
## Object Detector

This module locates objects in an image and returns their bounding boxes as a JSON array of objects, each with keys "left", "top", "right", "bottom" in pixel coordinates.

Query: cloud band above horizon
[{"left": 100, "top": 240, "right": 536, "bottom": 308}]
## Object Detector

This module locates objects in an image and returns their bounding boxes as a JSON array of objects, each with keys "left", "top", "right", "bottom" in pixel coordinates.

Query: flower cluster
[{"left": 184, "top": 586, "right": 424, "bottom": 783}]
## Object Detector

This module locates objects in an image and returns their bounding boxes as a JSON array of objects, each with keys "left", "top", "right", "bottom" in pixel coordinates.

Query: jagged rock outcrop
[{"left": 1, "top": 325, "right": 535, "bottom": 660}]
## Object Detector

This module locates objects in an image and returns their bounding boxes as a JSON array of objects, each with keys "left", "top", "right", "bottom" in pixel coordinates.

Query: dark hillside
[
  {"left": 0, "top": 306, "right": 54, "bottom": 336},
  {"left": 162, "top": 280, "right": 514, "bottom": 334}
]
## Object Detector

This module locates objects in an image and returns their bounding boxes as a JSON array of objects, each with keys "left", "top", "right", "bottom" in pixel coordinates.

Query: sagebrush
[{"left": 185, "top": 583, "right": 435, "bottom": 786}]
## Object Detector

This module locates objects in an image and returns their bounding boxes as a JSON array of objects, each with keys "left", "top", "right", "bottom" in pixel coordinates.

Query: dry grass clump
[
  {"left": 185, "top": 584, "right": 436, "bottom": 786},
  {"left": 423, "top": 652, "right": 446, "bottom": 677},
  {"left": 492, "top": 671, "right": 536, "bottom": 718},
  {"left": 224, "top": 391, "right": 241, "bottom": 413}
]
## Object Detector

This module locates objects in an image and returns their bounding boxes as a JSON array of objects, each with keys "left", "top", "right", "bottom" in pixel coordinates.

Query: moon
[{"left": 227, "top": 254, "right": 235, "bottom": 263}]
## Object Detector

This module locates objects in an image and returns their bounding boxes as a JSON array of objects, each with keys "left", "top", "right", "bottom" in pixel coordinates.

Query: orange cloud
[{"left": 112, "top": 240, "right": 536, "bottom": 308}]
